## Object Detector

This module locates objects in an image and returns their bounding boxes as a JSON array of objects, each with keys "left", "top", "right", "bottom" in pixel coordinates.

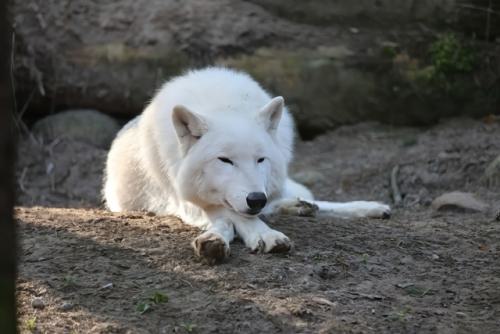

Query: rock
[
  {"left": 246, "top": 0, "right": 455, "bottom": 25},
  {"left": 434, "top": 309, "right": 446, "bottom": 315},
  {"left": 32, "top": 110, "right": 120, "bottom": 148},
  {"left": 221, "top": 46, "right": 500, "bottom": 139},
  {"left": 313, "top": 265, "right": 339, "bottom": 280},
  {"left": 482, "top": 155, "right": 500, "bottom": 187},
  {"left": 13, "top": 0, "right": 499, "bottom": 139},
  {"left": 31, "top": 297, "right": 45, "bottom": 309},
  {"left": 60, "top": 302, "right": 73, "bottom": 311},
  {"left": 431, "top": 191, "right": 489, "bottom": 213}
]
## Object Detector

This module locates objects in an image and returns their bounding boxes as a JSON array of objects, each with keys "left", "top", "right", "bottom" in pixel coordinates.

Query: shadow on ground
[{"left": 16, "top": 118, "right": 500, "bottom": 333}]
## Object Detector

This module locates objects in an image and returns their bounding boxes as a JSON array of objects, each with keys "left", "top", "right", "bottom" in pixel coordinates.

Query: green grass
[
  {"left": 149, "top": 291, "right": 168, "bottom": 304},
  {"left": 25, "top": 316, "right": 37, "bottom": 332},
  {"left": 181, "top": 322, "right": 197, "bottom": 332},
  {"left": 136, "top": 291, "right": 169, "bottom": 315}
]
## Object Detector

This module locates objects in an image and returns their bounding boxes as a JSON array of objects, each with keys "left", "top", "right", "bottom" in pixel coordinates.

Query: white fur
[{"left": 104, "top": 67, "right": 390, "bottom": 260}]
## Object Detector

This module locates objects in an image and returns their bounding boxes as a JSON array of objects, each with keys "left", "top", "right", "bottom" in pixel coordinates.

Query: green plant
[
  {"left": 403, "top": 285, "right": 433, "bottom": 297},
  {"left": 136, "top": 291, "right": 169, "bottom": 315},
  {"left": 361, "top": 253, "right": 369, "bottom": 265},
  {"left": 389, "top": 306, "right": 412, "bottom": 322},
  {"left": 429, "top": 33, "right": 475, "bottom": 76},
  {"left": 181, "top": 322, "right": 197, "bottom": 332},
  {"left": 382, "top": 45, "right": 397, "bottom": 58},
  {"left": 149, "top": 292, "right": 168, "bottom": 304},
  {"left": 136, "top": 302, "right": 152, "bottom": 315},
  {"left": 25, "top": 316, "right": 37, "bottom": 332},
  {"left": 63, "top": 274, "right": 77, "bottom": 288}
]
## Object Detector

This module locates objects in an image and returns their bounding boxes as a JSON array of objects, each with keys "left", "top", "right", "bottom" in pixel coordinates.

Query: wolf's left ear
[
  {"left": 258, "top": 96, "right": 284, "bottom": 134},
  {"left": 172, "top": 105, "right": 208, "bottom": 154}
]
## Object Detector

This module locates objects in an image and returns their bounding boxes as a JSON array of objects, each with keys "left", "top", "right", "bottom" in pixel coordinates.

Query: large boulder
[{"left": 32, "top": 110, "right": 120, "bottom": 148}]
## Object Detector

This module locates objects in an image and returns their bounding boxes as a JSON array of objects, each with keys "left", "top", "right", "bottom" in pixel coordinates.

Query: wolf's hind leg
[
  {"left": 271, "top": 198, "right": 391, "bottom": 219},
  {"left": 269, "top": 179, "right": 391, "bottom": 219},
  {"left": 313, "top": 201, "right": 391, "bottom": 219},
  {"left": 270, "top": 198, "right": 390, "bottom": 219},
  {"left": 192, "top": 218, "right": 234, "bottom": 264},
  {"left": 267, "top": 198, "right": 319, "bottom": 216}
]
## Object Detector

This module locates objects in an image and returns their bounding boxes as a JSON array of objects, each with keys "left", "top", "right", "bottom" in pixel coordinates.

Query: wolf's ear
[
  {"left": 258, "top": 96, "right": 284, "bottom": 134},
  {"left": 172, "top": 105, "right": 208, "bottom": 154}
]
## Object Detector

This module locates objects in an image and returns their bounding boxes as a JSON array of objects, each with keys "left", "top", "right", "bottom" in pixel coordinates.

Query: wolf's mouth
[
  {"left": 245, "top": 208, "right": 262, "bottom": 216},
  {"left": 223, "top": 200, "right": 261, "bottom": 217}
]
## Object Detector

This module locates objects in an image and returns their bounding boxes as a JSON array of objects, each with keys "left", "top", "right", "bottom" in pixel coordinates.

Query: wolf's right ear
[
  {"left": 172, "top": 105, "right": 208, "bottom": 154},
  {"left": 257, "top": 96, "right": 284, "bottom": 135}
]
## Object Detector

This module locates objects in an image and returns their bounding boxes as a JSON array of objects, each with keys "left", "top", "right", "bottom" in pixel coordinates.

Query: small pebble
[
  {"left": 60, "top": 302, "right": 73, "bottom": 311},
  {"left": 31, "top": 297, "right": 45, "bottom": 309}
]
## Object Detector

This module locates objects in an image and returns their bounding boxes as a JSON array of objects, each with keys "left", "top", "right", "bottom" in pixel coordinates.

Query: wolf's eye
[
  {"left": 257, "top": 157, "right": 265, "bottom": 163},
  {"left": 218, "top": 157, "right": 234, "bottom": 165}
]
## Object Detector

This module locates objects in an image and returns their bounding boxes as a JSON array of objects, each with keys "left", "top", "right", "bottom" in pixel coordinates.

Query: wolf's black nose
[{"left": 246, "top": 192, "right": 267, "bottom": 211}]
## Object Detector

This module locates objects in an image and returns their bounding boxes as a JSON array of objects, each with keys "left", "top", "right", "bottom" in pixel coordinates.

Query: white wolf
[{"left": 104, "top": 67, "right": 390, "bottom": 263}]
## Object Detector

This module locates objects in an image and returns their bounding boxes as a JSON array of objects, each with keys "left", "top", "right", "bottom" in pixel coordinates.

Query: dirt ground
[{"left": 15, "top": 118, "right": 500, "bottom": 333}]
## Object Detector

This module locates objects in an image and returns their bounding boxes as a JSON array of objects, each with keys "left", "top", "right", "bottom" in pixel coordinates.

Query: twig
[
  {"left": 10, "top": 31, "right": 17, "bottom": 115},
  {"left": 28, "top": 56, "right": 45, "bottom": 96},
  {"left": 347, "top": 291, "right": 384, "bottom": 300},
  {"left": 179, "top": 278, "right": 193, "bottom": 288},
  {"left": 486, "top": 0, "right": 492, "bottom": 41},
  {"left": 391, "top": 165, "right": 402, "bottom": 205},
  {"left": 8, "top": 32, "right": 27, "bottom": 136},
  {"left": 9, "top": 32, "right": 40, "bottom": 145},
  {"left": 18, "top": 167, "right": 28, "bottom": 193},
  {"left": 457, "top": 4, "right": 499, "bottom": 15},
  {"left": 18, "top": 87, "right": 35, "bottom": 120},
  {"left": 16, "top": 88, "right": 40, "bottom": 145},
  {"left": 46, "top": 137, "right": 62, "bottom": 153}
]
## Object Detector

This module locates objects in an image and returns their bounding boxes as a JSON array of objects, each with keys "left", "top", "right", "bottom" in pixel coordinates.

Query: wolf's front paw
[
  {"left": 248, "top": 229, "right": 291, "bottom": 254},
  {"left": 192, "top": 232, "right": 230, "bottom": 264},
  {"left": 356, "top": 201, "right": 391, "bottom": 219}
]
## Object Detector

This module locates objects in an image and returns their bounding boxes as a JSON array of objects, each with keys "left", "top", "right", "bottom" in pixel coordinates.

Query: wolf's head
[{"left": 172, "top": 97, "right": 288, "bottom": 217}]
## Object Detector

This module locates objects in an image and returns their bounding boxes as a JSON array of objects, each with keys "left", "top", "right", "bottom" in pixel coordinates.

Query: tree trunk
[{"left": 0, "top": 1, "right": 18, "bottom": 333}]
